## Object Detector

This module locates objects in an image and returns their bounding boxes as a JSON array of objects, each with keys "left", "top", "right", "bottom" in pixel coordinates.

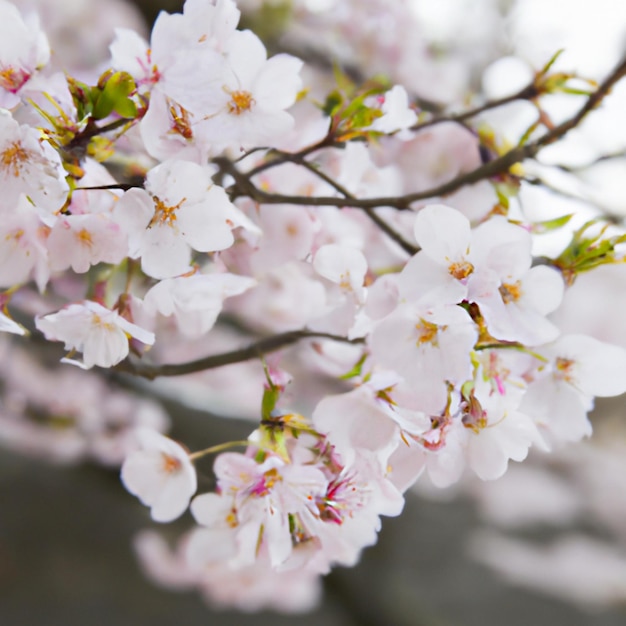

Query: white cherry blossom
[
  {"left": 114, "top": 160, "right": 255, "bottom": 279},
  {"left": 0, "top": 110, "right": 69, "bottom": 215},
  {"left": 121, "top": 428, "right": 197, "bottom": 522},
  {"left": 143, "top": 272, "right": 257, "bottom": 337},
  {"left": 368, "top": 85, "right": 417, "bottom": 135},
  {"left": 35, "top": 301, "right": 155, "bottom": 369}
]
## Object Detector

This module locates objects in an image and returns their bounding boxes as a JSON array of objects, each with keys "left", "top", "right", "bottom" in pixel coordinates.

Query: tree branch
[
  {"left": 220, "top": 56, "right": 626, "bottom": 211},
  {"left": 114, "top": 330, "right": 364, "bottom": 379},
  {"left": 289, "top": 155, "right": 419, "bottom": 255},
  {"left": 411, "top": 81, "right": 540, "bottom": 132}
]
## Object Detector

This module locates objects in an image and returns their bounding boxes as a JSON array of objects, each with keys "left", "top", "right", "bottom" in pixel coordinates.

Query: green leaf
[
  {"left": 530, "top": 213, "right": 573, "bottom": 234},
  {"left": 322, "top": 90, "right": 343, "bottom": 117},
  {"left": 538, "top": 49, "right": 565, "bottom": 77},
  {"left": 339, "top": 353, "right": 367, "bottom": 380}
]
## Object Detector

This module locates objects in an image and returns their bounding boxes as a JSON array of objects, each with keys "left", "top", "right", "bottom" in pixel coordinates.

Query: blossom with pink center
[
  {"left": 0, "top": 110, "right": 69, "bottom": 215},
  {"left": 207, "top": 452, "right": 328, "bottom": 567},
  {"left": 367, "top": 85, "right": 417, "bottom": 135},
  {"left": 0, "top": 0, "right": 50, "bottom": 108},
  {"left": 35, "top": 300, "right": 155, "bottom": 369},
  {"left": 121, "top": 428, "right": 197, "bottom": 522}
]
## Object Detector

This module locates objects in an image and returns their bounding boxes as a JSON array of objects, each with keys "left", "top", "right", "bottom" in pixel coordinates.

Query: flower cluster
[{"left": 1, "top": 0, "right": 626, "bottom": 614}]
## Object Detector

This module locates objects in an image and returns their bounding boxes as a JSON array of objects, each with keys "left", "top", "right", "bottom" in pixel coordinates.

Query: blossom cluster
[{"left": 0, "top": 0, "right": 625, "bottom": 614}]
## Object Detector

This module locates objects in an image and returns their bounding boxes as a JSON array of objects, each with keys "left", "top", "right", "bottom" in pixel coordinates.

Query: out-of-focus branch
[
  {"left": 290, "top": 156, "right": 419, "bottom": 255},
  {"left": 115, "top": 330, "right": 365, "bottom": 379},
  {"left": 411, "top": 81, "right": 540, "bottom": 132}
]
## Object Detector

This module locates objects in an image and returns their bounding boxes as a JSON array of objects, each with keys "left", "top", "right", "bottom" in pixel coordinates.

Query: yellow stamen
[
  {"left": 448, "top": 260, "right": 474, "bottom": 280},
  {"left": 227, "top": 90, "right": 255, "bottom": 115},
  {"left": 1, "top": 141, "right": 30, "bottom": 177},
  {"left": 499, "top": 281, "right": 522, "bottom": 304},
  {"left": 149, "top": 195, "right": 186, "bottom": 228},
  {"left": 416, "top": 318, "right": 439, "bottom": 346},
  {"left": 161, "top": 453, "right": 182, "bottom": 474}
]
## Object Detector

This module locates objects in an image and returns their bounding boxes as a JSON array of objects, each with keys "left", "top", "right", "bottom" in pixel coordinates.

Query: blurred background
[{"left": 2, "top": 0, "right": 626, "bottom": 624}]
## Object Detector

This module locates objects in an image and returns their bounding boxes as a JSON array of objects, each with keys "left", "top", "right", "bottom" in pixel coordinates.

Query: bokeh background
[{"left": 2, "top": 0, "right": 626, "bottom": 624}]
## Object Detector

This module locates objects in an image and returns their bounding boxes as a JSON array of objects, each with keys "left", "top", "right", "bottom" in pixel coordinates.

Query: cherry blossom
[
  {"left": 0, "top": 0, "right": 50, "bottom": 108},
  {"left": 35, "top": 301, "right": 155, "bottom": 369},
  {"left": 121, "top": 428, "right": 197, "bottom": 522},
  {"left": 114, "top": 160, "right": 256, "bottom": 278}
]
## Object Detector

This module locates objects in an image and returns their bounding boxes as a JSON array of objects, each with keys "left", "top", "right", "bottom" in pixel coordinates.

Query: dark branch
[
  {"left": 114, "top": 330, "right": 364, "bottom": 379},
  {"left": 220, "top": 56, "right": 626, "bottom": 211},
  {"left": 290, "top": 156, "right": 419, "bottom": 255}
]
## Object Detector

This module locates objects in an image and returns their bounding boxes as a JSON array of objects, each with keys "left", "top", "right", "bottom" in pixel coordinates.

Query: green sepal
[{"left": 92, "top": 71, "right": 137, "bottom": 121}]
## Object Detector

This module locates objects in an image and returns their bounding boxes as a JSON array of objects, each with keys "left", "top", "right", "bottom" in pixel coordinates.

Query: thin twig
[
  {"left": 292, "top": 156, "right": 419, "bottom": 255},
  {"left": 411, "top": 82, "right": 540, "bottom": 132}
]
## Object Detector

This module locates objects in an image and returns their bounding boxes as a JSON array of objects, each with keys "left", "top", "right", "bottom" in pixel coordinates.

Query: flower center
[
  {"left": 0, "top": 66, "right": 30, "bottom": 93},
  {"left": 499, "top": 281, "right": 522, "bottom": 304},
  {"left": 555, "top": 356, "right": 575, "bottom": 383},
  {"left": 149, "top": 195, "right": 186, "bottom": 228},
  {"left": 1, "top": 141, "right": 30, "bottom": 177},
  {"left": 415, "top": 318, "right": 439, "bottom": 346},
  {"left": 448, "top": 260, "right": 474, "bottom": 280},
  {"left": 227, "top": 90, "right": 255, "bottom": 115},
  {"left": 76, "top": 228, "right": 93, "bottom": 247},
  {"left": 161, "top": 453, "right": 182, "bottom": 474}
]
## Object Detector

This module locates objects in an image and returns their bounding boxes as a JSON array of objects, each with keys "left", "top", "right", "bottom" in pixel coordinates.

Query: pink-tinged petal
[
  {"left": 226, "top": 30, "right": 267, "bottom": 88},
  {"left": 312, "top": 388, "right": 398, "bottom": 467},
  {"left": 397, "top": 253, "right": 467, "bottom": 305},
  {"left": 191, "top": 492, "right": 233, "bottom": 526},
  {"left": 254, "top": 53, "right": 303, "bottom": 110},
  {"left": 0, "top": 311, "right": 25, "bottom": 335},
  {"left": 113, "top": 188, "right": 154, "bottom": 255},
  {"left": 413, "top": 204, "right": 471, "bottom": 265},
  {"left": 82, "top": 326, "right": 129, "bottom": 368},
  {"left": 553, "top": 334, "right": 626, "bottom": 397},
  {"left": 121, "top": 429, "right": 196, "bottom": 522},
  {"left": 185, "top": 527, "right": 238, "bottom": 569},
  {"left": 470, "top": 217, "right": 532, "bottom": 280},
  {"left": 313, "top": 244, "right": 367, "bottom": 292},
  {"left": 151, "top": 472, "right": 196, "bottom": 522},
  {"left": 522, "top": 377, "right": 592, "bottom": 446},
  {"left": 387, "top": 441, "right": 426, "bottom": 493},
  {"left": 140, "top": 226, "right": 192, "bottom": 279},
  {"left": 522, "top": 266, "right": 564, "bottom": 315},
  {"left": 147, "top": 160, "right": 213, "bottom": 207}
]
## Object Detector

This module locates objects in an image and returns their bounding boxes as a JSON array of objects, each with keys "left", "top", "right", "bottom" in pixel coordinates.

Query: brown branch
[
  {"left": 243, "top": 131, "right": 339, "bottom": 179},
  {"left": 290, "top": 156, "right": 419, "bottom": 255},
  {"left": 411, "top": 81, "right": 540, "bottom": 132},
  {"left": 114, "top": 330, "right": 364, "bottom": 380},
  {"left": 221, "top": 56, "right": 626, "bottom": 211}
]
